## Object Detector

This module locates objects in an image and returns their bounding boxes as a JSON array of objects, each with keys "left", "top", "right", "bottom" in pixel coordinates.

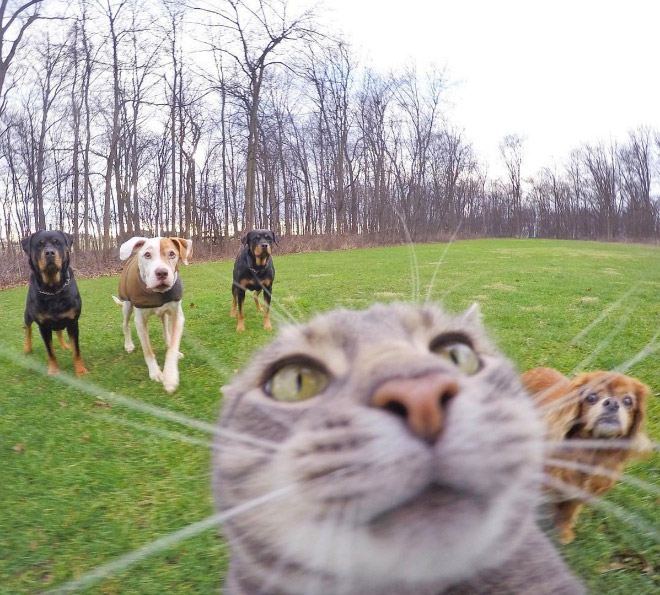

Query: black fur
[
  {"left": 22, "top": 230, "right": 86, "bottom": 374},
  {"left": 231, "top": 230, "right": 276, "bottom": 331}
]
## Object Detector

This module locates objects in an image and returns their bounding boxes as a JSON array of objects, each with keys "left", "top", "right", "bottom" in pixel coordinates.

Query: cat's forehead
[{"left": 255, "top": 302, "right": 494, "bottom": 368}]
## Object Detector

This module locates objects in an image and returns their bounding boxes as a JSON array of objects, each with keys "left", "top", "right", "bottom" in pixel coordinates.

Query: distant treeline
[{"left": 0, "top": 0, "right": 658, "bottom": 256}]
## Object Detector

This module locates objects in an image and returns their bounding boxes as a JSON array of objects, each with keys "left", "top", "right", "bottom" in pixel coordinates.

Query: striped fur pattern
[{"left": 213, "top": 303, "right": 583, "bottom": 594}]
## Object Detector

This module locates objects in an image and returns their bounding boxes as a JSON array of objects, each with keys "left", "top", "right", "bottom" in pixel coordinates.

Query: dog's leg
[
  {"left": 66, "top": 320, "right": 88, "bottom": 376},
  {"left": 162, "top": 302, "right": 184, "bottom": 393},
  {"left": 236, "top": 288, "right": 246, "bottom": 333},
  {"left": 554, "top": 500, "right": 583, "bottom": 544},
  {"left": 262, "top": 287, "right": 272, "bottom": 331},
  {"left": 162, "top": 311, "right": 171, "bottom": 345},
  {"left": 56, "top": 330, "right": 70, "bottom": 350},
  {"left": 38, "top": 326, "right": 59, "bottom": 375},
  {"left": 24, "top": 323, "right": 33, "bottom": 353},
  {"left": 122, "top": 301, "right": 135, "bottom": 352},
  {"left": 161, "top": 311, "right": 183, "bottom": 360},
  {"left": 253, "top": 290, "right": 263, "bottom": 312},
  {"left": 230, "top": 287, "right": 237, "bottom": 318},
  {"left": 134, "top": 309, "right": 162, "bottom": 382}
]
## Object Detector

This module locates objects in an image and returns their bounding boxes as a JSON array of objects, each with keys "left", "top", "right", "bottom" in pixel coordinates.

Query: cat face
[{"left": 213, "top": 303, "right": 544, "bottom": 594}]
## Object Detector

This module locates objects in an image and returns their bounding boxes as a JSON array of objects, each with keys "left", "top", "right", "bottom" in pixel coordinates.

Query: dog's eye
[
  {"left": 169, "top": 251, "right": 176, "bottom": 258},
  {"left": 431, "top": 339, "right": 480, "bottom": 375},
  {"left": 265, "top": 360, "right": 329, "bottom": 402},
  {"left": 622, "top": 396, "right": 633, "bottom": 408},
  {"left": 144, "top": 252, "right": 151, "bottom": 259},
  {"left": 585, "top": 392, "right": 599, "bottom": 404},
  {"left": 53, "top": 239, "right": 60, "bottom": 246}
]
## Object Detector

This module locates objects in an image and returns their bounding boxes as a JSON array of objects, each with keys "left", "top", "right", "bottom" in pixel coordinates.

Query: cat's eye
[
  {"left": 622, "top": 395, "right": 633, "bottom": 408},
  {"left": 431, "top": 338, "right": 481, "bottom": 375},
  {"left": 585, "top": 392, "right": 599, "bottom": 404},
  {"left": 265, "top": 361, "right": 329, "bottom": 402}
]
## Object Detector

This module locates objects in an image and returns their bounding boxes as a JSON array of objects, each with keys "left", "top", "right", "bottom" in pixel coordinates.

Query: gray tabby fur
[{"left": 213, "top": 302, "right": 584, "bottom": 595}]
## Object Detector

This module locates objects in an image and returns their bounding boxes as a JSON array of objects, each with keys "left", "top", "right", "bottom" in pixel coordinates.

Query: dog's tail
[{"left": 111, "top": 295, "right": 124, "bottom": 307}]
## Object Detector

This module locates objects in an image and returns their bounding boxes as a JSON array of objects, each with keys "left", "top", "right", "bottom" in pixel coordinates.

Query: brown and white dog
[
  {"left": 522, "top": 367, "right": 652, "bottom": 544},
  {"left": 112, "top": 236, "right": 192, "bottom": 393}
]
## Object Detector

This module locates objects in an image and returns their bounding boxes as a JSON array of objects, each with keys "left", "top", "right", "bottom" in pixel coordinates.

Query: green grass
[{"left": 1, "top": 238, "right": 660, "bottom": 594}]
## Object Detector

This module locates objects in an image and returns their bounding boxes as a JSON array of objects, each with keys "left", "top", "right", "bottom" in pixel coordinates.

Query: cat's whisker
[
  {"left": 614, "top": 327, "right": 660, "bottom": 373},
  {"left": 424, "top": 222, "right": 462, "bottom": 304},
  {"left": 95, "top": 414, "right": 212, "bottom": 448},
  {"left": 46, "top": 484, "right": 296, "bottom": 594},
  {"left": 543, "top": 475, "right": 660, "bottom": 542},
  {"left": 0, "top": 345, "right": 278, "bottom": 452},
  {"left": 545, "top": 457, "right": 660, "bottom": 496},
  {"left": 393, "top": 207, "right": 420, "bottom": 304},
  {"left": 570, "top": 282, "right": 641, "bottom": 344},
  {"left": 544, "top": 438, "right": 660, "bottom": 452},
  {"left": 570, "top": 301, "right": 635, "bottom": 374},
  {"left": 180, "top": 331, "right": 232, "bottom": 377}
]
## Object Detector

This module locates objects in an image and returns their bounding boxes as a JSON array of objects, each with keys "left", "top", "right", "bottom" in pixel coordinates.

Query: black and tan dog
[
  {"left": 231, "top": 230, "right": 276, "bottom": 332},
  {"left": 22, "top": 230, "right": 87, "bottom": 376}
]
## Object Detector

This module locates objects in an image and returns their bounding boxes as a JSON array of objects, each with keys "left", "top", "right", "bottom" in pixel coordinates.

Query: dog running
[
  {"left": 231, "top": 229, "right": 276, "bottom": 332},
  {"left": 22, "top": 230, "right": 87, "bottom": 376},
  {"left": 112, "top": 236, "right": 192, "bottom": 393}
]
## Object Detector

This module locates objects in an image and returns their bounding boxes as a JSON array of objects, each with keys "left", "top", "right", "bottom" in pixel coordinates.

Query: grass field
[{"left": 1, "top": 238, "right": 660, "bottom": 594}]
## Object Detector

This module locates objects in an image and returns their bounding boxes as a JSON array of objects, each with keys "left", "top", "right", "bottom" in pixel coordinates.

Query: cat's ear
[{"left": 460, "top": 302, "right": 482, "bottom": 324}]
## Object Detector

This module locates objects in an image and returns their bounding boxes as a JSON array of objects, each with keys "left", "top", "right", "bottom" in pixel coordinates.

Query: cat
[{"left": 212, "top": 302, "right": 584, "bottom": 595}]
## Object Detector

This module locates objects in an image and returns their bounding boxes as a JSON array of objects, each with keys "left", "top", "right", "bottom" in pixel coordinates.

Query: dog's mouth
[
  {"left": 150, "top": 282, "right": 173, "bottom": 292},
  {"left": 593, "top": 416, "right": 622, "bottom": 438}
]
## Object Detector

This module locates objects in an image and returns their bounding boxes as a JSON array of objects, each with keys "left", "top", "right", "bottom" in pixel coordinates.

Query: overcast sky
[{"left": 321, "top": 0, "right": 660, "bottom": 178}]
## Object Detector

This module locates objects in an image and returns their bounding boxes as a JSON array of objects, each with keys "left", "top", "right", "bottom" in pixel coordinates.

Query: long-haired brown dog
[{"left": 521, "top": 367, "right": 652, "bottom": 544}]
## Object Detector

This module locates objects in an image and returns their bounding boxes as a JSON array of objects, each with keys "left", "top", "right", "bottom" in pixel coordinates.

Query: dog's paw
[
  {"left": 125, "top": 342, "right": 135, "bottom": 353},
  {"left": 558, "top": 528, "right": 575, "bottom": 545},
  {"left": 178, "top": 352, "right": 184, "bottom": 360},
  {"left": 163, "top": 379, "right": 179, "bottom": 394},
  {"left": 149, "top": 368, "right": 164, "bottom": 382},
  {"left": 263, "top": 320, "right": 272, "bottom": 331},
  {"left": 61, "top": 343, "right": 70, "bottom": 350},
  {"left": 75, "top": 365, "right": 89, "bottom": 376},
  {"left": 230, "top": 310, "right": 236, "bottom": 318},
  {"left": 47, "top": 365, "right": 60, "bottom": 376},
  {"left": 236, "top": 324, "right": 245, "bottom": 333}
]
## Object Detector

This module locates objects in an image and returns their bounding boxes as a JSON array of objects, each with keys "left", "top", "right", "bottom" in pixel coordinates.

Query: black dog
[
  {"left": 22, "top": 230, "right": 87, "bottom": 376},
  {"left": 231, "top": 230, "right": 276, "bottom": 332}
]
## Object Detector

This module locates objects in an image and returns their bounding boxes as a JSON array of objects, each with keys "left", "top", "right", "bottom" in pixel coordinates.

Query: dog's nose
[
  {"left": 371, "top": 373, "right": 458, "bottom": 444},
  {"left": 261, "top": 242, "right": 269, "bottom": 249},
  {"left": 45, "top": 248, "right": 56, "bottom": 258},
  {"left": 602, "top": 398, "right": 620, "bottom": 412},
  {"left": 155, "top": 268, "right": 169, "bottom": 281}
]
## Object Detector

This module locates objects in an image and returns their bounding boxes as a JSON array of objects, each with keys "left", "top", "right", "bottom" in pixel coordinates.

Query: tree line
[{"left": 0, "top": 0, "right": 659, "bottom": 257}]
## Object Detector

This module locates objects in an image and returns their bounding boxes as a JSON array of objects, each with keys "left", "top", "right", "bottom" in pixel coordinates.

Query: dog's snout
[
  {"left": 155, "top": 268, "right": 169, "bottom": 281},
  {"left": 261, "top": 242, "right": 269, "bottom": 249},
  {"left": 602, "top": 398, "right": 620, "bottom": 412},
  {"left": 371, "top": 373, "right": 458, "bottom": 444},
  {"left": 45, "top": 248, "right": 56, "bottom": 258}
]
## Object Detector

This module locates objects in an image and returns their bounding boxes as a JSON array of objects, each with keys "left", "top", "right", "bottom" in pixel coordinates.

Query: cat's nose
[{"left": 371, "top": 373, "right": 458, "bottom": 444}]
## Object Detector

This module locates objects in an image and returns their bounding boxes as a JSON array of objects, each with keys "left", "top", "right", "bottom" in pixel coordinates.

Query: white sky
[{"left": 323, "top": 0, "right": 660, "bottom": 178}]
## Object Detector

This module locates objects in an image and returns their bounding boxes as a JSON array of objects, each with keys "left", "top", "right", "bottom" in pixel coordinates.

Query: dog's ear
[
  {"left": 61, "top": 232, "right": 74, "bottom": 249},
  {"left": 21, "top": 233, "right": 34, "bottom": 254},
  {"left": 626, "top": 378, "right": 652, "bottom": 456},
  {"left": 169, "top": 237, "right": 193, "bottom": 265},
  {"left": 119, "top": 236, "right": 148, "bottom": 261},
  {"left": 241, "top": 232, "right": 252, "bottom": 246},
  {"left": 269, "top": 230, "right": 279, "bottom": 245}
]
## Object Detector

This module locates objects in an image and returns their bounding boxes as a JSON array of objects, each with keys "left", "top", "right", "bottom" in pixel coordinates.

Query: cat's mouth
[{"left": 367, "top": 483, "right": 480, "bottom": 530}]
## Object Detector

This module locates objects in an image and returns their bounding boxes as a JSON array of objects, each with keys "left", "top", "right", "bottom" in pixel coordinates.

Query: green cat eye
[
  {"left": 265, "top": 362, "right": 329, "bottom": 402},
  {"left": 431, "top": 340, "right": 481, "bottom": 375}
]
